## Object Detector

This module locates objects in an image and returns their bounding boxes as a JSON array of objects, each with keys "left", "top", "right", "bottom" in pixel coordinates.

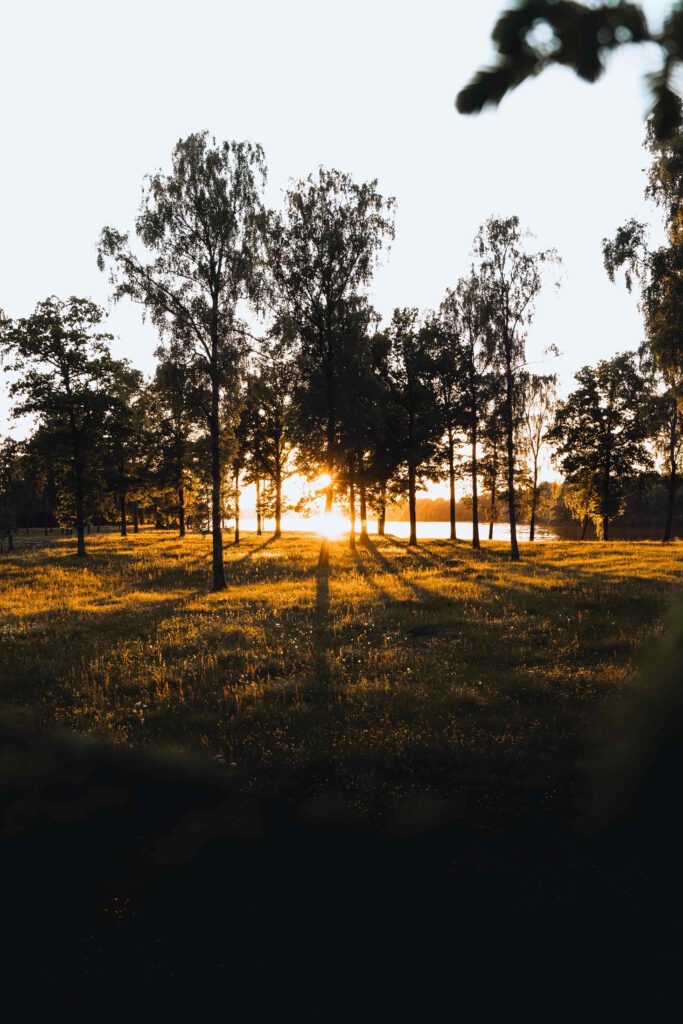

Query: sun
[
  {"left": 308, "top": 509, "right": 348, "bottom": 539},
  {"left": 313, "top": 472, "right": 333, "bottom": 492}
]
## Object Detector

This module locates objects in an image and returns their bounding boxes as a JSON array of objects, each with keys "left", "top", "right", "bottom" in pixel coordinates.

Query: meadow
[{"left": 1, "top": 528, "right": 681, "bottom": 827}]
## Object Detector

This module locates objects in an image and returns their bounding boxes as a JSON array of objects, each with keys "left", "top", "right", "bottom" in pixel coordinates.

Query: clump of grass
[{"left": 1, "top": 529, "right": 680, "bottom": 823}]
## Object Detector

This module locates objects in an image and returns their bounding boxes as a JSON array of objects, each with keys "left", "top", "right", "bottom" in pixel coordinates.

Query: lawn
[{"left": 1, "top": 529, "right": 681, "bottom": 826}]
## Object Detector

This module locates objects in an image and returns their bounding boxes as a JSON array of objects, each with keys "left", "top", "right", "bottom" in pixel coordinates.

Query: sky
[{"left": 0, "top": 0, "right": 675, "bottom": 500}]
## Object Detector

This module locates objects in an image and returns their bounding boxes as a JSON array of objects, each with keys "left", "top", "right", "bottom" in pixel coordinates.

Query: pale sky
[{"left": 0, "top": 0, "right": 674, "bottom": 484}]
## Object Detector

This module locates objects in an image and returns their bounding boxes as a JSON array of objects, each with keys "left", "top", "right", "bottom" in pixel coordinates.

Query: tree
[
  {"left": 383, "top": 308, "right": 441, "bottom": 546},
  {"left": 266, "top": 167, "right": 394, "bottom": 564},
  {"left": 102, "top": 362, "right": 146, "bottom": 537},
  {"left": 430, "top": 309, "right": 464, "bottom": 543},
  {"left": 651, "top": 379, "right": 683, "bottom": 541},
  {"left": 334, "top": 300, "right": 383, "bottom": 547},
  {"left": 21, "top": 428, "right": 59, "bottom": 535},
  {"left": 476, "top": 216, "right": 560, "bottom": 559},
  {"left": 438, "top": 271, "right": 493, "bottom": 549},
  {"left": 481, "top": 398, "right": 506, "bottom": 540},
  {"left": 548, "top": 352, "right": 653, "bottom": 539},
  {"left": 1, "top": 297, "right": 116, "bottom": 556},
  {"left": 0, "top": 437, "right": 20, "bottom": 552},
  {"left": 366, "top": 332, "right": 405, "bottom": 538},
  {"left": 561, "top": 474, "right": 597, "bottom": 539},
  {"left": 604, "top": 108, "right": 683, "bottom": 392},
  {"left": 521, "top": 372, "right": 557, "bottom": 541},
  {"left": 148, "top": 341, "right": 199, "bottom": 538},
  {"left": 98, "top": 132, "right": 266, "bottom": 591},
  {"left": 241, "top": 341, "right": 297, "bottom": 538},
  {"left": 456, "top": 1, "right": 683, "bottom": 142}
]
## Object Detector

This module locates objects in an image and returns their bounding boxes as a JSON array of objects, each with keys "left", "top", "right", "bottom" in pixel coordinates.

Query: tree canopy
[{"left": 98, "top": 133, "right": 267, "bottom": 589}]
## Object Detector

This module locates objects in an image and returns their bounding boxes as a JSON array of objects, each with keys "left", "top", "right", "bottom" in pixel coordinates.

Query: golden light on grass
[{"left": 0, "top": 529, "right": 680, "bottom": 813}]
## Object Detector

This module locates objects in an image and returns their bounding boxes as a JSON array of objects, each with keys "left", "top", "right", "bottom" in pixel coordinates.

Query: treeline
[
  {"left": 389, "top": 480, "right": 683, "bottom": 536},
  {"left": 1, "top": 126, "right": 682, "bottom": 586}
]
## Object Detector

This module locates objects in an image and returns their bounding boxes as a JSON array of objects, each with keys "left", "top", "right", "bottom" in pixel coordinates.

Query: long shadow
[
  {"left": 363, "top": 537, "right": 456, "bottom": 606},
  {"left": 231, "top": 534, "right": 277, "bottom": 566},
  {"left": 351, "top": 547, "right": 396, "bottom": 605},
  {"left": 477, "top": 540, "right": 683, "bottom": 595},
  {"left": 382, "top": 534, "right": 471, "bottom": 573},
  {"left": 311, "top": 544, "right": 332, "bottom": 687}
]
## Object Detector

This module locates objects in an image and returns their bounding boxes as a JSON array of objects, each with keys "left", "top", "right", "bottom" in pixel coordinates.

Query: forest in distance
[{"left": 0, "top": 113, "right": 681, "bottom": 587}]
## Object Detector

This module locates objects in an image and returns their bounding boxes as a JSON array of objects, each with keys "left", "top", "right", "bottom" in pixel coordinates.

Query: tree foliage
[
  {"left": 98, "top": 132, "right": 266, "bottom": 589},
  {"left": 549, "top": 351, "right": 653, "bottom": 538},
  {"left": 604, "top": 108, "right": 683, "bottom": 392},
  {"left": 0, "top": 297, "right": 120, "bottom": 556},
  {"left": 476, "top": 215, "right": 560, "bottom": 558},
  {"left": 457, "top": 1, "right": 683, "bottom": 141}
]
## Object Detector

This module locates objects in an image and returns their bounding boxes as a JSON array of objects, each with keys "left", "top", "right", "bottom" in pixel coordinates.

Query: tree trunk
[
  {"left": 318, "top": 395, "right": 335, "bottom": 569},
  {"left": 210, "top": 372, "right": 226, "bottom": 591},
  {"left": 8, "top": 532, "right": 14, "bottom": 553},
  {"left": 178, "top": 484, "right": 185, "bottom": 538},
  {"left": 74, "top": 441, "right": 87, "bottom": 557},
  {"left": 471, "top": 424, "right": 480, "bottom": 551},
  {"left": 505, "top": 365, "right": 520, "bottom": 561},
  {"left": 358, "top": 452, "right": 368, "bottom": 540},
  {"left": 349, "top": 459, "right": 356, "bottom": 552},
  {"left": 378, "top": 481, "right": 386, "bottom": 537},
  {"left": 664, "top": 467, "right": 676, "bottom": 542},
  {"left": 132, "top": 501, "right": 139, "bottom": 534},
  {"left": 529, "top": 462, "right": 538, "bottom": 542},
  {"left": 580, "top": 515, "right": 589, "bottom": 540},
  {"left": 408, "top": 461, "right": 417, "bottom": 546},
  {"left": 448, "top": 437, "right": 457, "bottom": 542},
  {"left": 275, "top": 468, "right": 282, "bottom": 539},
  {"left": 602, "top": 516, "right": 609, "bottom": 541},
  {"left": 664, "top": 417, "right": 677, "bottom": 542},
  {"left": 120, "top": 491, "right": 128, "bottom": 538},
  {"left": 256, "top": 477, "right": 262, "bottom": 536},
  {"left": 234, "top": 466, "right": 240, "bottom": 545}
]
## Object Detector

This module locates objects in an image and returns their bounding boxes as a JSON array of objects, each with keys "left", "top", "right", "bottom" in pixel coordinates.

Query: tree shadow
[
  {"left": 381, "top": 534, "right": 471, "bottom": 572},
  {"left": 362, "top": 537, "right": 456, "bottom": 606},
  {"left": 351, "top": 547, "right": 395, "bottom": 605},
  {"left": 476, "top": 540, "right": 681, "bottom": 595},
  {"left": 311, "top": 544, "right": 332, "bottom": 687},
  {"left": 232, "top": 535, "right": 277, "bottom": 566}
]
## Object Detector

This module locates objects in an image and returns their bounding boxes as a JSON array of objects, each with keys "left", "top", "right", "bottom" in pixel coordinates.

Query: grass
[{"left": 1, "top": 528, "right": 681, "bottom": 826}]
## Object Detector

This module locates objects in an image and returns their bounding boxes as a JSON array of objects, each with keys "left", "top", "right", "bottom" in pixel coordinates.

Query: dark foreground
[{"left": 3, "top": 660, "right": 682, "bottom": 1020}]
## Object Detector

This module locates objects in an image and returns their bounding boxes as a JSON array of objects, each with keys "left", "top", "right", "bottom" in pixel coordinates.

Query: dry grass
[{"left": 1, "top": 528, "right": 681, "bottom": 822}]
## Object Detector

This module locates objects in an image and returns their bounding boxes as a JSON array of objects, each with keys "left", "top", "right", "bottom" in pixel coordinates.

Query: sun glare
[
  {"left": 314, "top": 472, "right": 333, "bottom": 492},
  {"left": 310, "top": 510, "right": 348, "bottom": 539}
]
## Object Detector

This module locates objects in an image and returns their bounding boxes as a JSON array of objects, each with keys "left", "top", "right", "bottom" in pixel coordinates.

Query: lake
[
  {"left": 237, "top": 516, "right": 561, "bottom": 542},
  {"left": 236, "top": 515, "right": 675, "bottom": 542}
]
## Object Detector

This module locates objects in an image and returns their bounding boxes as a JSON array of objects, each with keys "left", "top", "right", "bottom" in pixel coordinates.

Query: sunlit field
[{"left": 1, "top": 529, "right": 681, "bottom": 823}]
